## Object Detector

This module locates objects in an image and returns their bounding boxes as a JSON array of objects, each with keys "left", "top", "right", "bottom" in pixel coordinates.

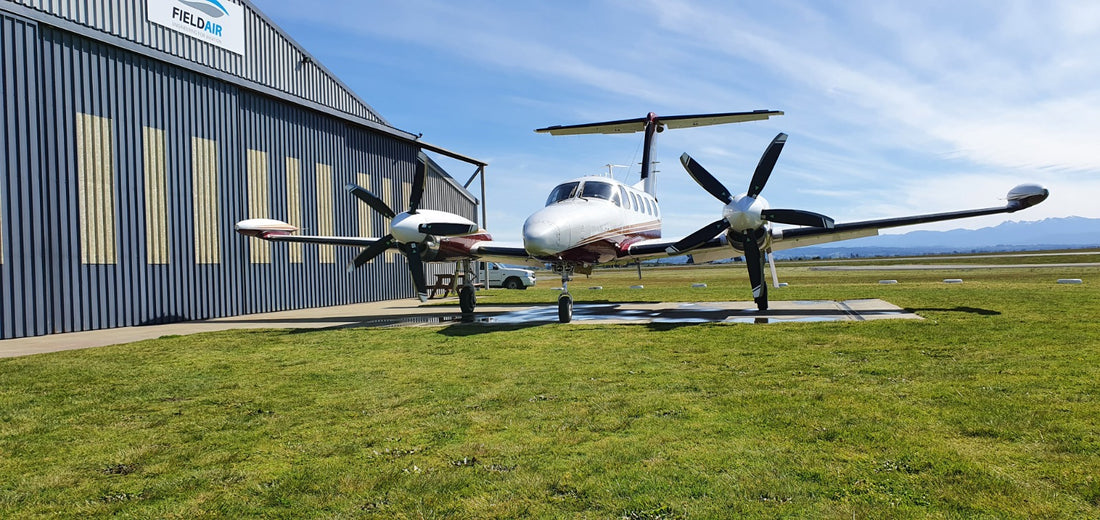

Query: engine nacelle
[
  {"left": 726, "top": 225, "right": 772, "bottom": 254},
  {"left": 1006, "top": 184, "right": 1049, "bottom": 211},
  {"left": 234, "top": 218, "right": 297, "bottom": 238}
]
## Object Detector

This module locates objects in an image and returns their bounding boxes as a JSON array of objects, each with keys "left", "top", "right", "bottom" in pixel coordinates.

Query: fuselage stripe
[{"left": 572, "top": 220, "right": 661, "bottom": 248}]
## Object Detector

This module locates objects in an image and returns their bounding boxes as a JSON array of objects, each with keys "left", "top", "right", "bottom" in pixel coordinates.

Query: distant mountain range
[{"left": 772, "top": 216, "right": 1100, "bottom": 259}]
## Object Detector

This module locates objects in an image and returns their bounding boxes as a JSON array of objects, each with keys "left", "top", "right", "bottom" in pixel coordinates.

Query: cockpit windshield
[
  {"left": 546, "top": 182, "right": 580, "bottom": 206},
  {"left": 580, "top": 181, "right": 614, "bottom": 201}
]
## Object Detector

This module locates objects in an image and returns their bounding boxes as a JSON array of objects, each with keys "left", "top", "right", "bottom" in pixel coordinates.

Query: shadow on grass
[
  {"left": 436, "top": 322, "right": 548, "bottom": 337},
  {"left": 905, "top": 306, "right": 1001, "bottom": 316}
]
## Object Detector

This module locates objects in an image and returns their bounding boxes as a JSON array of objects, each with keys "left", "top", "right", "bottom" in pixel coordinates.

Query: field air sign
[{"left": 147, "top": 0, "right": 245, "bottom": 55}]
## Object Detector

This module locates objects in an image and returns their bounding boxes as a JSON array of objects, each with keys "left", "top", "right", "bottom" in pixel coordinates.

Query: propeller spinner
[{"left": 667, "top": 133, "right": 834, "bottom": 310}]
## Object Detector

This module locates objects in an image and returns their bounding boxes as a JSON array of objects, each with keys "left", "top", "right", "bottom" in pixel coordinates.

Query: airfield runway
[{"left": 0, "top": 298, "right": 918, "bottom": 358}]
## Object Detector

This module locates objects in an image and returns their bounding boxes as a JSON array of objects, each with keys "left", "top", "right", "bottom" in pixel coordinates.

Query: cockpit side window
[
  {"left": 580, "top": 181, "right": 614, "bottom": 201},
  {"left": 546, "top": 182, "right": 580, "bottom": 206}
]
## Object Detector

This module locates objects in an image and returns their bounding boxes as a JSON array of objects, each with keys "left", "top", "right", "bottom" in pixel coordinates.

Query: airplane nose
[{"left": 523, "top": 219, "right": 562, "bottom": 256}]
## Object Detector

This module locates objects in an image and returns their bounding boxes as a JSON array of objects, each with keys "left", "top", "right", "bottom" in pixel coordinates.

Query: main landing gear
[
  {"left": 459, "top": 259, "right": 477, "bottom": 315},
  {"left": 555, "top": 264, "right": 575, "bottom": 323}
]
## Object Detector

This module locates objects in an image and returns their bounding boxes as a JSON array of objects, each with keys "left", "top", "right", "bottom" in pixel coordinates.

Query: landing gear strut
[
  {"left": 459, "top": 260, "right": 477, "bottom": 314},
  {"left": 555, "top": 264, "right": 575, "bottom": 323}
]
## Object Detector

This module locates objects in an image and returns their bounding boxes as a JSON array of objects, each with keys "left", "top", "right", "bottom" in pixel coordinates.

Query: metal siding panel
[
  {"left": 246, "top": 148, "right": 269, "bottom": 264},
  {"left": 285, "top": 157, "right": 301, "bottom": 263},
  {"left": 75, "top": 112, "right": 115, "bottom": 264},
  {"left": 6, "top": 0, "right": 386, "bottom": 125},
  {"left": 1, "top": 14, "right": 49, "bottom": 338},
  {"left": 314, "top": 163, "right": 334, "bottom": 264},
  {"left": 118, "top": 53, "right": 138, "bottom": 328},
  {"left": 143, "top": 126, "right": 168, "bottom": 264},
  {"left": 191, "top": 136, "right": 219, "bottom": 265}
]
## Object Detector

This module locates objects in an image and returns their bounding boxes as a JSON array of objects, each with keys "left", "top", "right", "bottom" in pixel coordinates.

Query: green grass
[{"left": 2, "top": 256, "right": 1099, "bottom": 518}]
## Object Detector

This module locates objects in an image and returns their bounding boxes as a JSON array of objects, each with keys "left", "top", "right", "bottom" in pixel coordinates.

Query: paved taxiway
[{"left": 0, "top": 298, "right": 918, "bottom": 358}]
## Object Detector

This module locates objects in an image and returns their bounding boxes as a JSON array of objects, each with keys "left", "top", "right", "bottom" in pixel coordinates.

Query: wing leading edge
[
  {"left": 535, "top": 110, "right": 783, "bottom": 136},
  {"left": 624, "top": 183, "right": 1050, "bottom": 261},
  {"left": 773, "top": 183, "right": 1049, "bottom": 251}
]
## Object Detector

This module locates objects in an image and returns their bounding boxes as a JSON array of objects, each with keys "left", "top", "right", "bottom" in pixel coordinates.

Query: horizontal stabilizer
[{"left": 535, "top": 110, "right": 783, "bottom": 135}]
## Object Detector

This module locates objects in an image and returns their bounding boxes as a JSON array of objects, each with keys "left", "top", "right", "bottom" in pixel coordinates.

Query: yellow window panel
[
  {"left": 192, "top": 137, "right": 220, "bottom": 265},
  {"left": 77, "top": 113, "right": 116, "bottom": 265}
]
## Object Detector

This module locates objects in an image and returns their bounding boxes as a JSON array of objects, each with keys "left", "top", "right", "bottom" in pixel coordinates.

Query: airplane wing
[
  {"left": 236, "top": 219, "right": 390, "bottom": 248},
  {"left": 772, "top": 184, "right": 1049, "bottom": 251},
  {"left": 623, "top": 183, "right": 1050, "bottom": 261},
  {"left": 535, "top": 110, "right": 783, "bottom": 135},
  {"left": 469, "top": 242, "right": 546, "bottom": 268},
  {"left": 261, "top": 234, "right": 388, "bottom": 248},
  {"left": 237, "top": 218, "right": 545, "bottom": 267}
]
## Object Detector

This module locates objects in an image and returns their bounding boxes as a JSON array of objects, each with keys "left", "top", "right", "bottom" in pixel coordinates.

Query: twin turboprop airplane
[{"left": 235, "top": 110, "right": 1050, "bottom": 323}]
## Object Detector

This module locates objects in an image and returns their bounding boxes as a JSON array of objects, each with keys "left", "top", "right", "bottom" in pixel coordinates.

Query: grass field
[{"left": 2, "top": 254, "right": 1098, "bottom": 518}]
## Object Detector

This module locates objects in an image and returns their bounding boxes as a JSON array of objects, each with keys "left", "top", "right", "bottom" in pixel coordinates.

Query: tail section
[{"left": 535, "top": 109, "right": 783, "bottom": 198}]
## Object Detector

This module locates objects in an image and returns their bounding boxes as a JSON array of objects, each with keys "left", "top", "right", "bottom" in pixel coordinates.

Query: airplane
[{"left": 235, "top": 110, "right": 1050, "bottom": 323}]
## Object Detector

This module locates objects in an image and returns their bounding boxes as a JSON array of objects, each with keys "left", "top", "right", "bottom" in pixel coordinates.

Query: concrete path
[{"left": 0, "top": 298, "right": 918, "bottom": 359}]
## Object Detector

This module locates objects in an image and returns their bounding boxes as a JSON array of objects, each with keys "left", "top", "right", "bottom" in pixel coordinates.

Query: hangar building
[{"left": 0, "top": 0, "right": 483, "bottom": 339}]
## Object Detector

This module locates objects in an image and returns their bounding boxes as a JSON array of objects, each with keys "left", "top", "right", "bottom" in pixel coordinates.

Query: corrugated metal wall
[
  {"left": 6, "top": 0, "right": 385, "bottom": 125},
  {"left": 1, "top": 13, "right": 47, "bottom": 338},
  {"left": 0, "top": 11, "right": 478, "bottom": 339}
]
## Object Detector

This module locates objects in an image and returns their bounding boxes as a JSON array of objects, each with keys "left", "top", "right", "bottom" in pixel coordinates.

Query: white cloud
[{"left": 258, "top": 0, "right": 1100, "bottom": 243}]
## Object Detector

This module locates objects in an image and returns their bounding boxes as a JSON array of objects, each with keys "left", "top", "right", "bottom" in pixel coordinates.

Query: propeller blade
[
  {"left": 408, "top": 160, "right": 426, "bottom": 214},
  {"left": 418, "top": 222, "right": 478, "bottom": 236},
  {"left": 666, "top": 218, "right": 730, "bottom": 254},
  {"left": 761, "top": 208, "right": 835, "bottom": 228},
  {"left": 680, "top": 153, "right": 733, "bottom": 204},
  {"left": 346, "top": 234, "right": 395, "bottom": 273},
  {"left": 405, "top": 242, "right": 429, "bottom": 302},
  {"left": 741, "top": 236, "right": 768, "bottom": 310},
  {"left": 746, "top": 133, "right": 787, "bottom": 198},
  {"left": 345, "top": 184, "right": 396, "bottom": 220}
]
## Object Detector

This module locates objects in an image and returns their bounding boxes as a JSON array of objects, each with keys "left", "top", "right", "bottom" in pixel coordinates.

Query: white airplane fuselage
[{"left": 522, "top": 175, "right": 661, "bottom": 264}]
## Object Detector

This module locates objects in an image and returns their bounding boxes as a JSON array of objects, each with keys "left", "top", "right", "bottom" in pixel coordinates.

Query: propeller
[
  {"left": 344, "top": 161, "right": 475, "bottom": 302},
  {"left": 669, "top": 132, "right": 834, "bottom": 310}
]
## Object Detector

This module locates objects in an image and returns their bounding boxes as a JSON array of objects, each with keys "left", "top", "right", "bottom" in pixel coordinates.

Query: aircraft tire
[
  {"left": 558, "top": 294, "right": 573, "bottom": 323},
  {"left": 460, "top": 285, "right": 476, "bottom": 314}
]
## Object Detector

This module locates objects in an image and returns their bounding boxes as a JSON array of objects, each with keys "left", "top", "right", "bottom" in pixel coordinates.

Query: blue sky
[{"left": 257, "top": 0, "right": 1100, "bottom": 242}]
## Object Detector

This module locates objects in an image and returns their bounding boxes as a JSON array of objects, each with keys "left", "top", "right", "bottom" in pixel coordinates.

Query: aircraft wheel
[
  {"left": 558, "top": 294, "right": 573, "bottom": 323},
  {"left": 459, "top": 285, "right": 476, "bottom": 314}
]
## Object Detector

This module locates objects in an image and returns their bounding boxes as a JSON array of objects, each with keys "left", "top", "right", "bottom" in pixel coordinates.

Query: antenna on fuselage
[{"left": 604, "top": 164, "right": 628, "bottom": 179}]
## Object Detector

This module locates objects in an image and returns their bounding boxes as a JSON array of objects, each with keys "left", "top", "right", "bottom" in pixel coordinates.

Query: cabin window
[
  {"left": 629, "top": 192, "right": 640, "bottom": 212},
  {"left": 580, "top": 181, "right": 614, "bottom": 201},
  {"left": 546, "top": 182, "right": 580, "bottom": 206},
  {"left": 619, "top": 186, "right": 631, "bottom": 209}
]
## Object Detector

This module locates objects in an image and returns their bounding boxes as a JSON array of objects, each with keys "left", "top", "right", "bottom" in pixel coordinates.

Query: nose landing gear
[{"left": 554, "top": 264, "right": 575, "bottom": 323}]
